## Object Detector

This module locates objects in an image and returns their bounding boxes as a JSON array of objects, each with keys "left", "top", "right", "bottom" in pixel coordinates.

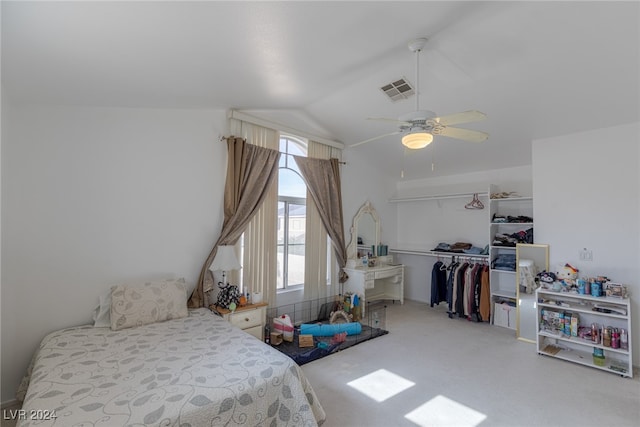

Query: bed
[{"left": 17, "top": 308, "right": 326, "bottom": 426}]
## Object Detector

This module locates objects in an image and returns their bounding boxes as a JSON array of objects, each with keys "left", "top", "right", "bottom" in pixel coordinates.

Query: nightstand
[{"left": 212, "top": 302, "right": 268, "bottom": 341}]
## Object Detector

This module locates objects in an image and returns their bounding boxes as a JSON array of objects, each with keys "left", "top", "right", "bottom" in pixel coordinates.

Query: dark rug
[{"left": 271, "top": 323, "right": 388, "bottom": 365}]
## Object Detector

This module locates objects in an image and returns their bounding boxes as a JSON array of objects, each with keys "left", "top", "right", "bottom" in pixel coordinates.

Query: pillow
[
  {"left": 110, "top": 278, "right": 189, "bottom": 331},
  {"left": 92, "top": 289, "right": 113, "bottom": 328},
  {"left": 92, "top": 276, "right": 180, "bottom": 327}
]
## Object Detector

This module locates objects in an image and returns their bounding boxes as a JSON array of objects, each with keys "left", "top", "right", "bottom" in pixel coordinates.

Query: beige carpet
[{"left": 301, "top": 299, "right": 640, "bottom": 427}]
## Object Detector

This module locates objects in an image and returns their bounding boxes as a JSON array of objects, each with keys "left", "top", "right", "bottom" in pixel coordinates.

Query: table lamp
[{"left": 209, "top": 245, "right": 241, "bottom": 288}]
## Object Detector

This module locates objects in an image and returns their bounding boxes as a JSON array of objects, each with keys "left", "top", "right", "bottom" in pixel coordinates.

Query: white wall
[
  {"left": 393, "top": 166, "right": 533, "bottom": 303},
  {"left": 1, "top": 105, "right": 228, "bottom": 401},
  {"left": 341, "top": 147, "right": 398, "bottom": 253},
  {"left": 532, "top": 122, "right": 640, "bottom": 366}
]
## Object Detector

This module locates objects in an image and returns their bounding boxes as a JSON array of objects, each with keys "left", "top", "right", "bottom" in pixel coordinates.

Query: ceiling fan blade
[
  {"left": 434, "top": 110, "right": 487, "bottom": 126},
  {"left": 367, "top": 117, "right": 412, "bottom": 126},
  {"left": 438, "top": 126, "right": 488, "bottom": 142},
  {"left": 350, "top": 131, "right": 401, "bottom": 148}
]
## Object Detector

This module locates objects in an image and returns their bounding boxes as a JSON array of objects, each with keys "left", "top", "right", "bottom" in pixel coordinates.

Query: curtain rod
[
  {"left": 227, "top": 110, "right": 345, "bottom": 150},
  {"left": 219, "top": 136, "right": 346, "bottom": 165}
]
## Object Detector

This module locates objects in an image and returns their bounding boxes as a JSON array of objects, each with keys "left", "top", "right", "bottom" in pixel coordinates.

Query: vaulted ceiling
[{"left": 3, "top": 1, "right": 639, "bottom": 180}]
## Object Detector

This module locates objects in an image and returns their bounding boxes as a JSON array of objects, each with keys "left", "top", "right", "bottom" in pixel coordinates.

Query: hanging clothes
[
  {"left": 469, "top": 263, "right": 484, "bottom": 322},
  {"left": 430, "top": 261, "right": 448, "bottom": 307},
  {"left": 479, "top": 265, "right": 491, "bottom": 321},
  {"left": 440, "top": 258, "right": 490, "bottom": 323},
  {"left": 464, "top": 263, "right": 483, "bottom": 318},
  {"left": 446, "top": 260, "right": 460, "bottom": 318},
  {"left": 454, "top": 262, "right": 469, "bottom": 317},
  {"left": 464, "top": 263, "right": 481, "bottom": 319}
]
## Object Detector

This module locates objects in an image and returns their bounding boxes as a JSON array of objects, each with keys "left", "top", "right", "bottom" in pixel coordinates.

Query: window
[{"left": 277, "top": 135, "right": 307, "bottom": 290}]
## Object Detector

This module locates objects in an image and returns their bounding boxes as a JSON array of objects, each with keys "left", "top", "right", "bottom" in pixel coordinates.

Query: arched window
[{"left": 277, "top": 135, "right": 307, "bottom": 290}]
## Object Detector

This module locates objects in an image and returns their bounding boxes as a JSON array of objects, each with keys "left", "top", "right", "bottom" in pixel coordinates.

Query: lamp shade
[
  {"left": 209, "top": 245, "right": 241, "bottom": 272},
  {"left": 402, "top": 132, "right": 433, "bottom": 149}
]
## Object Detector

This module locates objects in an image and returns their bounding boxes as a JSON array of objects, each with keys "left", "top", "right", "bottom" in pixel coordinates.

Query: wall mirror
[
  {"left": 516, "top": 243, "right": 549, "bottom": 343},
  {"left": 346, "top": 201, "right": 380, "bottom": 261}
]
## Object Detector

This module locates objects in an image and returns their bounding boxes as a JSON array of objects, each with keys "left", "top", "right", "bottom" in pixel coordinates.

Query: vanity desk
[
  {"left": 344, "top": 261, "right": 404, "bottom": 315},
  {"left": 344, "top": 201, "right": 404, "bottom": 315}
]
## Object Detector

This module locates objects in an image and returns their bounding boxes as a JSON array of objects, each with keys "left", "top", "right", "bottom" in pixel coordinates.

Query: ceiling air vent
[{"left": 380, "top": 77, "right": 415, "bottom": 102}]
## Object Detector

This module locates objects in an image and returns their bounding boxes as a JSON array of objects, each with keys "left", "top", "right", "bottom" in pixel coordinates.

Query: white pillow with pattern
[{"left": 110, "top": 278, "right": 188, "bottom": 331}]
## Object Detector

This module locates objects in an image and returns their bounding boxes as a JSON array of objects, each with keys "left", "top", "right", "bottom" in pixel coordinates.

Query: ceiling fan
[{"left": 351, "top": 38, "right": 489, "bottom": 149}]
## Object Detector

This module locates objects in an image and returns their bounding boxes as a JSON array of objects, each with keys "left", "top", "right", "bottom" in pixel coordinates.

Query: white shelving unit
[
  {"left": 488, "top": 185, "right": 534, "bottom": 329},
  {"left": 536, "top": 288, "right": 633, "bottom": 378}
]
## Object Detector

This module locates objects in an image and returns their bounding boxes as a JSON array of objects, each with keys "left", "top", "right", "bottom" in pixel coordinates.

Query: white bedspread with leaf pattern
[{"left": 18, "top": 308, "right": 325, "bottom": 426}]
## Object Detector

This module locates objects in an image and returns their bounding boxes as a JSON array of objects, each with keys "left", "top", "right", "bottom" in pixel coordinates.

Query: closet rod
[
  {"left": 389, "top": 249, "right": 489, "bottom": 259},
  {"left": 388, "top": 191, "right": 488, "bottom": 203}
]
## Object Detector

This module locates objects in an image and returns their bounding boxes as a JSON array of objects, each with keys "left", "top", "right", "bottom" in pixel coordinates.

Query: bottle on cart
[
  {"left": 603, "top": 327, "right": 612, "bottom": 347},
  {"left": 265, "top": 324, "right": 271, "bottom": 344},
  {"left": 592, "top": 347, "right": 605, "bottom": 366},
  {"left": 611, "top": 328, "right": 620, "bottom": 349},
  {"left": 620, "top": 329, "right": 628, "bottom": 350}
]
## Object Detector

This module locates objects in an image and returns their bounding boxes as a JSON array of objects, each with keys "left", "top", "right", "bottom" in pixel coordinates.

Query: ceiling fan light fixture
[
  {"left": 402, "top": 131, "right": 433, "bottom": 149},
  {"left": 352, "top": 37, "right": 488, "bottom": 150}
]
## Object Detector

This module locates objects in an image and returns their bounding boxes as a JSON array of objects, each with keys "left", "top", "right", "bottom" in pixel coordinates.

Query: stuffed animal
[
  {"left": 537, "top": 271, "right": 556, "bottom": 288},
  {"left": 555, "top": 263, "right": 579, "bottom": 289}
]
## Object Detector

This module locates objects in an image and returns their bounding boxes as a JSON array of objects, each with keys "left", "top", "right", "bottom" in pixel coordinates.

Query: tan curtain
[
  {"left": 293, "top": 157, "right": 348, "bottom": 285},
  {"left": 230, "top": 118, "right": 280, "bottom": 308},
  {"left": 188, "top": 137, "right": 280, "bottom": 308},
  {"left": 303, "top": 142, "right": 342, "bottom": 300}
]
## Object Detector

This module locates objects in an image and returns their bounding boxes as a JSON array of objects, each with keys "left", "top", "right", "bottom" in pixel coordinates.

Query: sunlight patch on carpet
[
  {"left": 347, "top": 368, "right": 415, "bottom": 402},
  {"left": 404, "top": 394, "right": 487, "bottom": 427}
]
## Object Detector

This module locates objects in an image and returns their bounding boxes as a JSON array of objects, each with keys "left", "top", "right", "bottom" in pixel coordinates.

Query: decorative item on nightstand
[{"left": 209, "top": 245, "right": 242, "bottom": 309}]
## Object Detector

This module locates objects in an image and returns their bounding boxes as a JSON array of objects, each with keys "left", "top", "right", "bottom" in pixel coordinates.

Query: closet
[
  {"left": 390, "top": 187, "right": 489, "bottom": 320},
  {"left": 390, "top": 183, "right": 534, "bottom": 330}
]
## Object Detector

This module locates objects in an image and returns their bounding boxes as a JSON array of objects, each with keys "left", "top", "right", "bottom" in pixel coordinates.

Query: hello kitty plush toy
[{"left": 555, "top": 263, "right": 579, "bottom": 290}]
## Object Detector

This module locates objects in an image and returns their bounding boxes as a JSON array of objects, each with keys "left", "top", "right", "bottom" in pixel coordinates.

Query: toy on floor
[
  {"left": 273, "top": 314, "right": 294, "bottom": 342},
  {"left": 330, "top": 332, "right": 347, "bottom": 345},
  {"left": 329, "top": 310, "right": 352, "bottom": 324},
  {"left": 300, "top": 322, "right": 362, "bottom": 336},
  {"left": 298, "top": 334, "right": 314, "bottom": 348},
  {"left": 270, "top": 332, "right": 283, "bottom": 346}
]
